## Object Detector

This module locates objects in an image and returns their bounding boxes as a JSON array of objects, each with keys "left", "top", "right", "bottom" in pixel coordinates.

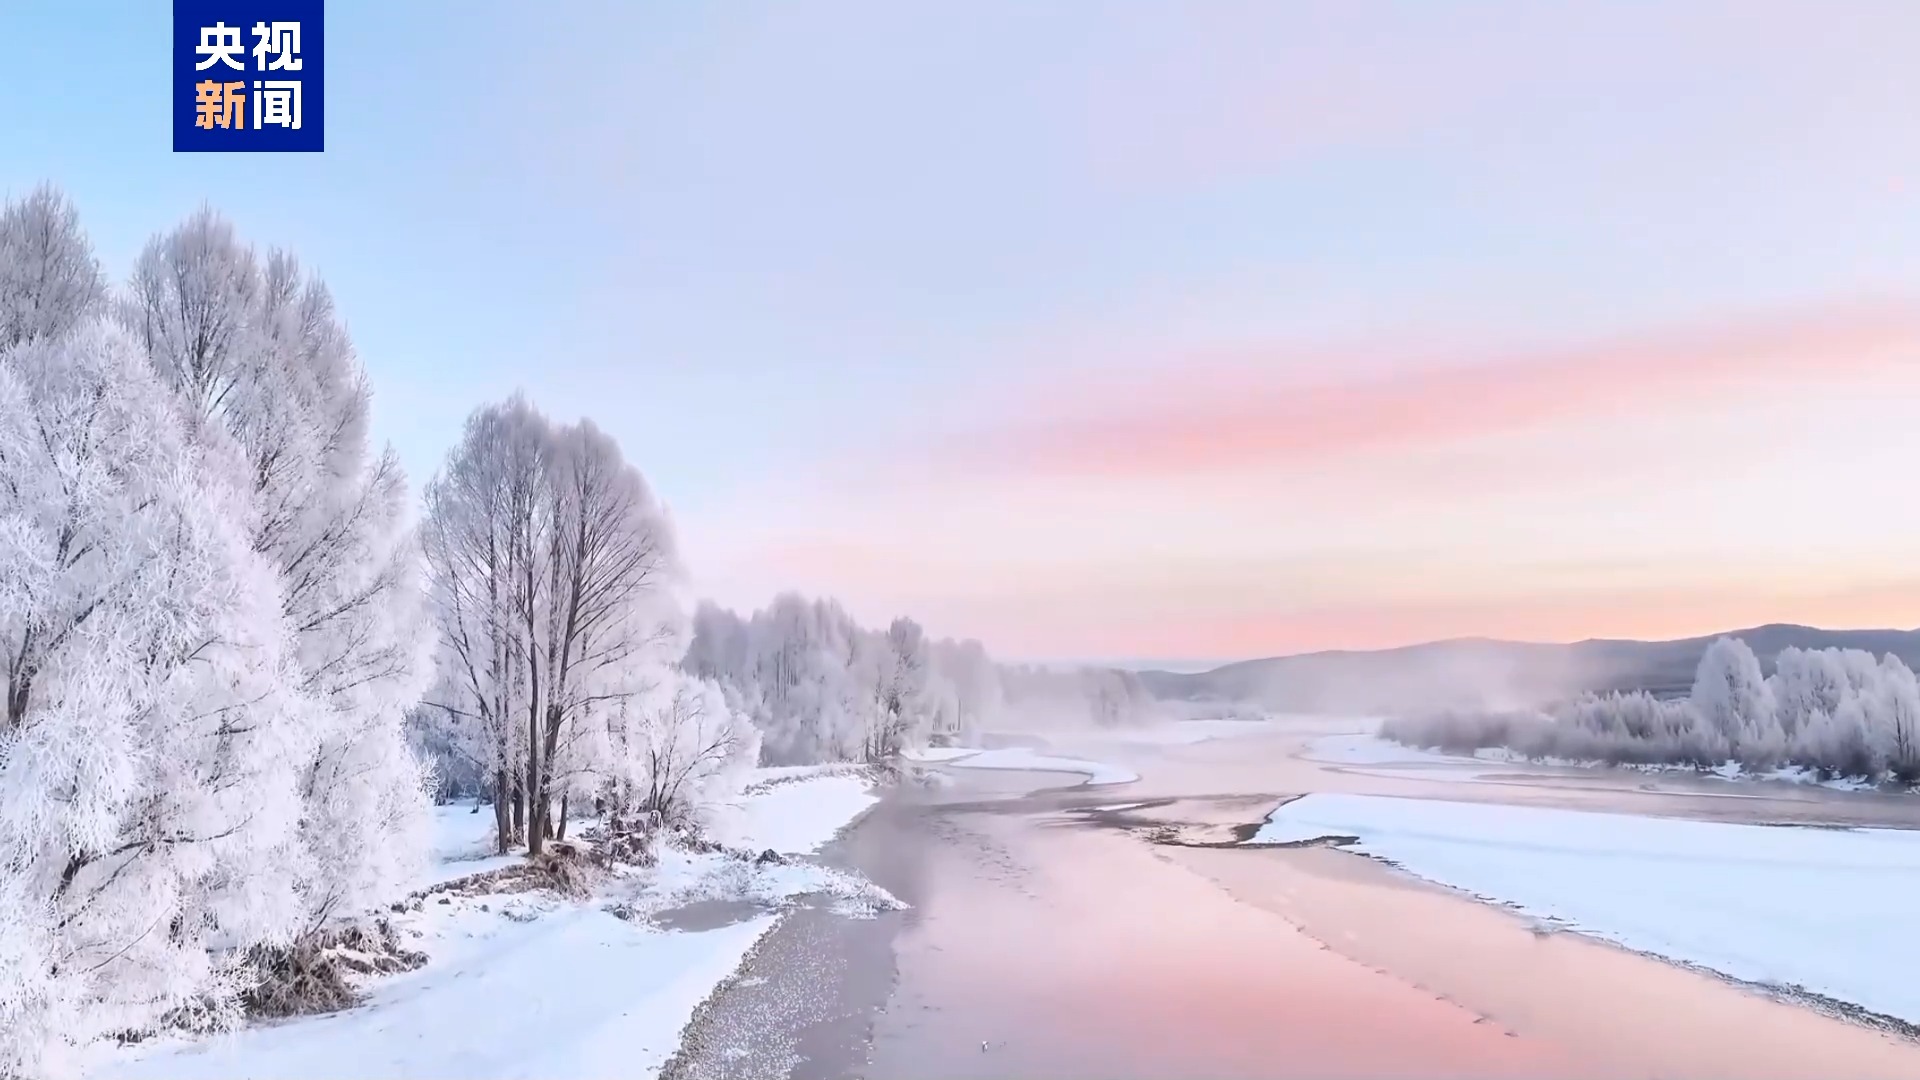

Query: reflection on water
[
  {"left": 652, "top": 897, "right": 771, "bottom": 933},
  {"left": 864, "top": 807, "right": 1572, "bottom": 1080},
  {"left": 859, "top": 723, "right": 1920, "bottom": 1080}
]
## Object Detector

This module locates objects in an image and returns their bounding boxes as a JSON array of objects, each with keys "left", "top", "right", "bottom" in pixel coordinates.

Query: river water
[{"left": 667, "top": 720, "right": 1920, "bottom": 1079}]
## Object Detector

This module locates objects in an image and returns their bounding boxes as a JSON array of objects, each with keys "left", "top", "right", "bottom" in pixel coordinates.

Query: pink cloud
[
  {"left": 968, "top": 579, "right": 1920, "bottom": 661},
  {"left": 959, "top": 299, "right": 1920, "bottom": 478}
]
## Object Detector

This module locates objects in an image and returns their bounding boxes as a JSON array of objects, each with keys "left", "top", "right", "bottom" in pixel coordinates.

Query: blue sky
[{"left": 4, "top": 2, "right": 1917, "bottom": 661}]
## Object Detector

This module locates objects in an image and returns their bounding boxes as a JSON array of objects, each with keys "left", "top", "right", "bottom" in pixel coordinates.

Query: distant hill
[{"left": 1137, "top": 624, "right": 1920, "bottom": 715}]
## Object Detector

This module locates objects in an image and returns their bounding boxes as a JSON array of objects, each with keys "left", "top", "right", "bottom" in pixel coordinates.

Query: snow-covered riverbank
[
  {"left": 1251, "top": 791, "right": 1920, "bottom": 1026},
  {"left": 93, "top": 769, "right": 890, "bottom": 1080},
  {"left": 919, "top": 745, "right": 1139, "bottom": 786}
]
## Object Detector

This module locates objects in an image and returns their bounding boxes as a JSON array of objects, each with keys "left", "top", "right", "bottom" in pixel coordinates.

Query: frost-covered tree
[
  {"left": 120, "top": 210, "right": 432, "bottom": 930},
  {"left": 685, "top": 594, "right": 1163, "bottom": 764},
  {"left": 1387, "top": 636, "right": 1920, "bottom": 782},
  {"left": 1690, "top": 637, "right": 1783, "bottom": 767},
  {"left": 686, "top": 596, "right": 889, "bottom": 765},
  {"left": 685, "top": 601, "right": 750, "bottom": 684},
  {"left": 0, "top": 186, "right": 105, "bottom": 349},
  {"left": 1875, "top": 655, "right": 1920, "bottom": 781},
  {"left": 421, "top": 398, "right": 683, "bottom": 855},
  {"left": 931, "top": 638, "right": 1001, "bottom": 745},
  {"left": 867, "top": 618, "right": 932, "bottom": 760},
  {"left": 529, "top": 418, "right": 682, "bottom": 848},
  {"left": 0, "top": 317, "right": 312, "bottom": 1075},
  {"left": 611, "top": 670, "right": 759, "bottom": 824},
  {"left": 405, "top": 703, "right": 488, "bottom": 802},
  {"left": 420, "top": 396, "right": 546, "bottom": 851},
  {"left": 1770, "top": 647, "right": 1847, "bottom": 741},
  {"left": 734, "top": 594, "right": 871, "bottom": 764}
]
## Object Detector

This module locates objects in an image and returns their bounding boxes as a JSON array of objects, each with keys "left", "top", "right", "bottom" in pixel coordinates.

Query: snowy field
[
  {"left": 94, "top": 770, "right": 889, "bottom": 1080},
  {"left": 707, "top": 771, "right": 879, "bottom": 853},
  {"left": 941, "top": 746, "right": 1139, "bottom": 786},
  {"left": 418, "top": 803, "right": 524, "bottom": 889},
  {"left": 1250, "top": 793, "right": 1920, "bottom": 1024}
]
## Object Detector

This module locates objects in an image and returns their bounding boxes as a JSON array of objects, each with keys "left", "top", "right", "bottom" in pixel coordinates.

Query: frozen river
[{"left": 667, "top": 718, "right": 1920, "bottom": 1079}]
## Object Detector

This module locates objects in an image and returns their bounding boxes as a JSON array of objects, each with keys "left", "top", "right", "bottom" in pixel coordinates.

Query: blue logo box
[{"left": 173, "top": 0, "right": 325, "bottom": 152}]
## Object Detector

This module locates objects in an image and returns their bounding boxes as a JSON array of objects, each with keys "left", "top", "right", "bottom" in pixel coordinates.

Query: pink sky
[
  {"left": 658, "top": 2, "right": 1920, "bottom": 661},
  {"left": 690, "top": 293, "right": 1920, "bottom": 659}
]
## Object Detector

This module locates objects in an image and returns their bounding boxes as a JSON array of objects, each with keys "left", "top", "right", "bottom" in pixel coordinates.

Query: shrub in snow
[{"left": 238, "top": 920, "right": 426, "bottom": 1020}]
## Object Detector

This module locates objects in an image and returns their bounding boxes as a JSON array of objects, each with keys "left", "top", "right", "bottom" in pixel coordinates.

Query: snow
[
  {"left": 942, "top": 747, "right": 1139, "bottom": 786},
  {"left": 900, "top": 746, "right": 983, "bottom": 762},
  {"left": 748, "top": 763, "right": 851, "bottom": 783},
  {"left": 101, "top": 905, "right": 777, "bottom": 1080},
  {"left": 1708, "top": 761, "right": 1883, "bottom": 792},
  {"left": 428, "top": 801, "right": 498, "bottom": 862},
  {"left": 1461, "top": 745, "right": 1896, "bottom": 792},
  {"left": 645, "top": 846, "right": 903, "bottom": 919},
  {"left": 1249, "top": 792, "right": 1920, "bottom": 1023},
  {"left": 412, "top": 803, "right": 524, "bottom": 890},
  {"left": 707, "top": 773, "right": 878, "bottom": 854},
  {"left": 93, "top": 772, "right": 890, "bottom": 1080},
  {"left": 415, "top": 852, "right": 525, "bottom": 891}
]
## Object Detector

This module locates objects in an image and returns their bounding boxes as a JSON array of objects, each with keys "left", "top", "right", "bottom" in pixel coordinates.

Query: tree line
[
  {"left": 1384, "top": 636, "right": 1920, "bottom": 781},
  {"left": 681, "top": 597, "right": 1161, "bottom": 764}
]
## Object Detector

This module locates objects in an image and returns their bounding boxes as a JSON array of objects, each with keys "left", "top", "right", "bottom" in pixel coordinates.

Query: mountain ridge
[{"left": 1139, "top": 623, "right": 1920, "bottom": 712}]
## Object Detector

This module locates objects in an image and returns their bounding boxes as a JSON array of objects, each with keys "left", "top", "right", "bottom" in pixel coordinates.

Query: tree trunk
[
  {"left": 526, "top": 791, "right": 544, "bottom": 855},
  {"left": 526, "top": 703, "right": 545, "bottom": 855},
  {"left": 556, "top": 793, "right": 570, "bottom": 841},
  {"left": 533, "top": 700, "right": 567, "bottom": 854},
  {"left": 510, "top": 778, "right": 525, "bottom": 845},
  {"left": 492, "top": 769, "right": 511, "bottom": 854}
]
